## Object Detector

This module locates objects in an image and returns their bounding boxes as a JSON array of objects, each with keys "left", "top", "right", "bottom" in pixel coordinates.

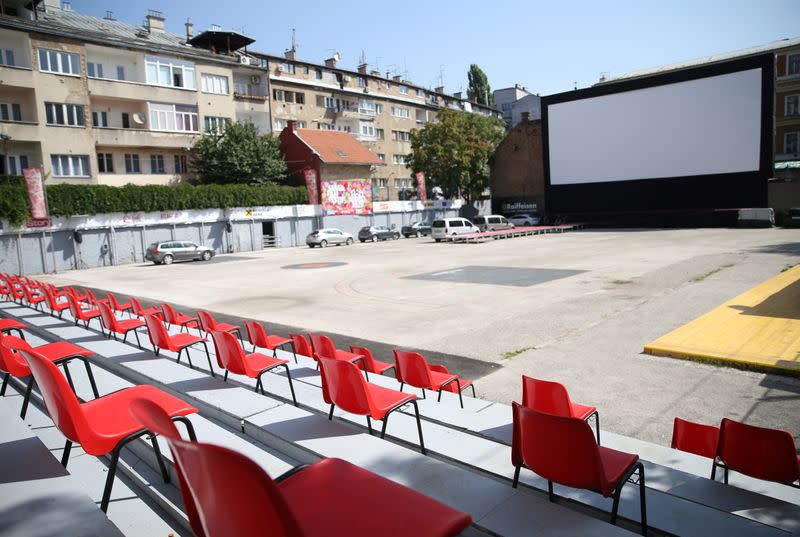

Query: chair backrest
[
  {"left": 16, "top": 347, "right": 90, "bottom": 446},
  {"left": 671, "top": 417, "right": 720, "bottom": 459},
  {"left": 289, "top": 334, "right": 312, "bottom": 358},
  {"left": 308, "top": 334, "right": 337, "bottom": 360},
  {"left": 0, "top": 332, "right": 33, "bottom": 376},
  {"left": 43, "top": 286, "right": 60, "bottom": 309},
  {"left": 349, "top": 345, "right": 378, "bottom": 371},
  {"left": 393, "top": 350, "right": 433, "bottom": 388},
  {"left": 106, "top": 292, "right": 121, "bottom": 310},
  {"left": 21, "top": 283, "right": 38, "bottom": 301},
  {"left": 144, "top": 313, "right": 171, "bottom": 350},
  {"left": 85, "top": 289, "right": 101, "bottom": 305},
  {"left": 97, "top": 302, "right": 119, "bottom": 332},
  {"left": 209, "top": 330, "right": 247, "bottom": 373},
  {"left": 130, "top": 297, "right": 145, "bottom": 316},
  {"left": 521, "top": 375, "right": 573, "bottom": 417},
  {"left": 161, "top": 304, "right": 179, "bottom": 324},
  {"left": 718, "top": 418, "right": 800, "bottom": 484},
  {"left": 245, "top": 320, "right": 267, "bottom": 348},
  {"left": 66, "top": 293, "right": 84, "bottom": 319},
  {"left": 197, "top": 311, "right": 216, "bottom": 332},
  {"left": 513, "top": 402, "right": 614, "bottom": 495},
  {"left": 318, "top": 357, "right": 371, "bottom": 416}
]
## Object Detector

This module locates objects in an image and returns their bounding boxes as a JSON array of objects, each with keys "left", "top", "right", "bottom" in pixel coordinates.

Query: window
[
  {"left": 201, "top": 73, "right": 229, "bottom": 94},
  {"left": 281, "top": 62, "right": 295, "bottom": 74},
  {"left": 91, "top": 111, "right": 108, "bottom": 127},
  {"left": 357, "top": 76, "right": 367, "bottom": 87},
  {"left": 204, "top": 116, "right": 231, "bottom": 134},
  {"left": 359, "top": 99, "right": 376, "bottom": 115},
  {"left": 275, "top": 119, "right": 285, "bottom": 131},
  {"left": 786, "top": 132, "right": 799, "bottom": 154},
  {"left": 148, "top": 103, "right": 199, "bottom": 132},
  {"left": 295, "top": 92, "right": 305, "bottom": 104},
  {"left": 376, "top": 104, "right": 383, "bottom": 115},
  {"left": 0, "top": 49, "right": 15, "bottom": 67},
  {"left": 117, "top": 65, "right": 125, "bottom": 80},
  {"left": 124, "top": 153, "right": 141, "bottom": 173},
  {"left": 391, "top": 106, "right": 410, "bottom": 118},
  {"left": 377, "top": 153, "right": 385, "bottom": 162},
  {"left": 376, "top": 128, "right": 384, "bottom": 140},
  {"left": 145, "top": 56, "right": 196, "bottom": 89},
  {"left": 97, "top": 153, "right": 113, "bottom": 173},
  {"left": 416, "top": 89, "right": 424, "bottom": 97},
  {"left": 150, "top": 154, "right": 165, "bottom": 173},
  {"left": 786, "top": 95, "right": 799, "bottom": 117},
  {"left": 360, "top": 121, "right": 375, "bottom": 137},
  {"left": 395, "top": 178, "right": 412, "bottom": 188},
  {"left": 284, "top": 91, "right": 295, "bottom": 103},
  {"left": 38, "top": 48, "right": 80, "bottom": 75},
  {"left": 373, "top": 178, "right": 388, "bottom": 187},
  {"left": 789, "top": 54, "right": 800, "bottom": 76},
  {"left": 259, "top": 58, "right": 268, "bottom": 68},
  {"left": 392, "top": 130, "right": 411, "bottom": 142},
  {"left": 303, "top": 66, "right": 310, "bottom": 75},
  {"left": 2, "top": 155, "right": 29, "bottom": 175},
  {"left": 51, "top": 155, "right": 90, "bottom": 177},
  {"left": 324, "top": 96, "right": 336, "bottom": 108},
  {"left": 429, "top": 94, "right": 437, "bottom": 104},
  {"left": 174, "top": 155, "right": 188, "bottom": 173},
  {"left": 392, "top": 154, "right": 408, "bottom": 165},
  {"left": 273, "top": 89, "right": 283, "bottom": 101},
  {"left": 315, "top": 68, "right": 323, "bottom": 80},
  {"left": 121, "top": 112, "right": 130, "bottom": 129},
  {"left": 45, "top": 102, "right": 85, "bottom": 126},
  {"left": 400, "top": 85, "right": 408, "bottom": 94},
  {"left": 87, "top": 62, "right": 104, "bottom": 78},
  {"left": 0, "top": 103, "right": 22, "bottom": 121},
  {"left": 296, "top": 121, "right": 307, "bottom": 128}
]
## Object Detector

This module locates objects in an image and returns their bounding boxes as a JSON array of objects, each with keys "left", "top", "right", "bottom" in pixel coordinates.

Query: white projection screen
[{"left": 542, "top": 54, "right": 772, "bottom": 216}]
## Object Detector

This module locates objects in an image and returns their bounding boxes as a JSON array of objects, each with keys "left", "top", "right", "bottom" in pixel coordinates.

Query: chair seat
[
  {"left": 597, "top": 446, "right": 639, "bottom": 497},
  {"left": 174, "top": 313, "right": 197, "bottom": 325},
  {"left": 51, "top": 301, "right": 70, "bottom": 311},
  {"left": 169, "top": 332, "right": 206, "bottom": 350},
  {"left": 571, "top": 402, "right": 597, "bottom": 421},
  {"left": 369, "top": 358, "right": 395, "bottom": 374},
  {"left": 215, "top": 322, "right": 240, "bottom": 334},
  {"left": 260, "top": 335, "right": 290, "bottom": 350},
  {"left": 137, "top": 307, "right": 162, "bottom": 318},
  {"left": 116, "top": 318, "right": 146, "bottom": 332},
  {"left": 28, "top": 295, "right": 45, "bottom": 303},
  {"left": 77, "top": 307, "right": 100, "bottom": 319},
  {"left": 335, "top": 349, "right": 364, "bottom": 363},
  {"left": 243, "top": 352, "right": 288, "bottom": 376},
  {"left": 115, "top": 303, "right": 132, "bottom": 311},
  {"left": 0, "top": 319, "right": 27, "bottom": 331},
  {"left": 80, "top": 384, "right": 197, "bottom": 456},
  {"left": 365, "top": 382, "right": 416, "bottom": 419},
  {"left": 36, "top": 341, "right": 94, "bottom": 360},
  {"left": 280, "top": 458, "right": 471, "bottom": 537},
  {"left": 440, "top": 378, "right": 473, "bottom": 393},
  {"left": 428, "top": 370, "right": 459, "bottom": 391}
]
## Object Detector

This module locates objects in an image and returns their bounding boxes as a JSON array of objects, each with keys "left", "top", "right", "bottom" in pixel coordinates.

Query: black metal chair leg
[
  {"left": 81, "top": 358, "right": 100, "bottom": 399},
  {"left": 150, "top": 434, "right": 170, "bottom": 483},
  {"left": 283, "top": 364, "right": 297, "bottom": 406},
  {"left": 398, "top": 382, "right": 404, "bottom": 392},
  {"left": 611, "top": 489, "right": 621, "bottom": 524},
  {"left": 290, "top": 341, "right": 297, "bottom": 363},
  {"left": 328, "top": 403, "right": 335, "bottom": 420},
  {"left": 411, "top": 400, "right": 426, "bottom": 454},
  {"left": 100, "top": 447, "right": 122, "bottom": 513},
  {"left": 61, "top": 440, "right": 72, "bottom": 467},
  {"left": 724, "top": 466, "right": 729, "bottom": 484},
  {"left": 255, "top": 377, "right": 262, "bottom": 394},
  {"left": 380, "top": 413, "right": 390, "bottom": 438},
  {"left": 548, "top": 480, "right": 555, "bottom": 501},
  {"left": 0, "top": 372, "right": 8, "bottom": 396},
  {"left": 20, "top": 376, "right": 34, "bottom": 419},
  {"left": 512, "top": 465, "right": 521, "bottom": 488},
  {"left": 366, "top": 416, "right": 373, "bottom": 435},
  {"left": 134, "top": 330, "right": 142, "bottom": 350},
  {"left": 175, "top": 348, "right": 182, "bottom": 364},
  {"left": 470, "top": 384, "right": 476, "bottom": 398},
  {"left": 201, "top": 341, "right": 214, "bottom": 377},
  {"left": 638, "top": 464, "right": 648, "bottom": 536},
  {"left": 173, "top": 416, "right": 197, "bottom": 441},
  {"left": 223, "top": 370, "right": 229, "bottom": 382},
  {"left": 456, "top": 379, "right": 464, "bottom": 408}
]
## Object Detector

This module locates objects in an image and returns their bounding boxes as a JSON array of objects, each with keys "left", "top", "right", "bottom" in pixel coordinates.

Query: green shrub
[{"left": 0, "top": 182, "right": 308, "bottom": 227}]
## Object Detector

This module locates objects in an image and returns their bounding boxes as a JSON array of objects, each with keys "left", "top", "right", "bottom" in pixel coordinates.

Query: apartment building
[
  {"left": 254, "top": 49, "right": 500, "bottom": 201},
  {"left": 0, "top": 1, "right": 270, "bottom": 184}
]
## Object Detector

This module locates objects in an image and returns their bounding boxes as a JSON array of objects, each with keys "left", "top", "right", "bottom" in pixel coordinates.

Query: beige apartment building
[{"left": 0, "top": 1, "right": 270, "bottom": 185}]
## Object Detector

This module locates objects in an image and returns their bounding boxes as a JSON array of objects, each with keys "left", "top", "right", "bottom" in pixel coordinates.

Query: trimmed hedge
[{"left": 0, "top": 181, "right": 308, "bottom": 227}]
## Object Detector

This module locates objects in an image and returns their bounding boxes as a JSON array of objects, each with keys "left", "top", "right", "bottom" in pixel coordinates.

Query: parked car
[
  {"left": 431, "top": 218, "right": 480, "bottom": 242},
  {"left": 507, "top": 214, "right": 540, "bottom": 227},
  {"left": 145, "top": 241, "right": 214, "bottom": 265},
  {"left": 783, "top": 208, "right": 800, "bottom": 228},
  {"left": 358, "top": 225, "right": 400, "bottom": 242},
  {"left": 472, "top": 215, "right": 515, "bottom": 232},
  {"left": 401, "top": 221, "right": 432, "bottom": 238},
  {"left": 306, "top": 228, "right": 354, "bottom": 248}
]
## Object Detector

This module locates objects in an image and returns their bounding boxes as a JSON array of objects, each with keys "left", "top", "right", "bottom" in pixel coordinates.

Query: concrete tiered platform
[
  {"left": 447, "top": 224, "right": 584, "bottom": 243},
  {"left": 645, "top": 264, "right": 800, "bottom": 376},
  {"left": 1, "top": 298, "right": 799, "bottom": 536}
]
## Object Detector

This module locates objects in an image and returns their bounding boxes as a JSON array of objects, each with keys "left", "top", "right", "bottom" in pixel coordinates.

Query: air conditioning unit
[
  {"left": 276, "top": 64, "right": 284, "bottom": 73},
  {"left": 239, "top": 56, "right": 251, "bottom": 65},
  {"left": 342, "top": 75, "right": 351, "bottom": 83},
  {"left": 250, "top": 75, "right": 261, "bottom": 85}
]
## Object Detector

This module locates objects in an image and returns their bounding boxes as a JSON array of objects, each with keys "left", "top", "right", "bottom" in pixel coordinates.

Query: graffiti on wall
[{"left": 320, "top": 180, "right": 373, "bottom": 215}]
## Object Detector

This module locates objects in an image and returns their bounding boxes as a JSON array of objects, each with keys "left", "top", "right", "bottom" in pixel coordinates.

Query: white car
[
  {"left": 306, "top": 228, "right": 354, "bottom": 248},
  {"left": 431, "top": 218, "right": 480, "bottom": 242},
  {"left": 507, "top": 214, "right": 540, "bottom": 227}
]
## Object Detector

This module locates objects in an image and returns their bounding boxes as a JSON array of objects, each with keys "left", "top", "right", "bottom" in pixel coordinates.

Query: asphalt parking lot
[{"left": 42, "top": 227, "right": 800, "bottom": 447}]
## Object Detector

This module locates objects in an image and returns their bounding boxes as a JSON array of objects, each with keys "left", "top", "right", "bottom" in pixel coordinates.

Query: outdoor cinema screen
[{"left": 542, "top": 54, "right": 773, "bottom": 215}]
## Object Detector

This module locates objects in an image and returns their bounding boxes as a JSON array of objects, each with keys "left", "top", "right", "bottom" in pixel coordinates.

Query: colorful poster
[
  {"left": 303, "top": 168, "right": 318, "bottom": 205},
  {"left": 320, "top": 180, "right": 373, "bottom": 215},
  {"left": 23, "top": 167, "right": 48, "bottom": 219},
  {"left": 415, "top": 172, "right": 427, "bottom": 202}
]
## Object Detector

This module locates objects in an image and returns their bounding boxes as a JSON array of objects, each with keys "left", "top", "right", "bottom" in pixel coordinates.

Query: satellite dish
[{"left": 132, "top": 112, "right": 146, "bottom": 125}]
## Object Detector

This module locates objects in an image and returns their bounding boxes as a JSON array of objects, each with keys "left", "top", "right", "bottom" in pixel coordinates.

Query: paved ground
[{"left": 40, "top": 227, "right": 800, "bottom": 447}]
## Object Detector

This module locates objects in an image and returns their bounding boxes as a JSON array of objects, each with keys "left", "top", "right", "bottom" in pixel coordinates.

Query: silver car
[
  {"left": 306, "top": 228, "right": 354, "bottom": 248},
  {"left": 145, "top": 241, "right": 214, "bottom": 265}
]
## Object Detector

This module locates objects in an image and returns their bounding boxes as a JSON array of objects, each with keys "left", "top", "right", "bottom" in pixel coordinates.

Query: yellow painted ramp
[{"left": 644, "top": 264, "right": 800, "bottom": 376}]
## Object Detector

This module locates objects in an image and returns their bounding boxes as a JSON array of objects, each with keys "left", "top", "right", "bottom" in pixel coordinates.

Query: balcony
[
  {"left": 335, "top": 106, "right": 360, "bottom": 119},
  {"left": 93, "top": 127, "right": 199, "bottom": 148},
  {"left": 233, "top": 92, "right": 268, "bottom": 102},
  {"left": 0, "top": 65, "right": 34, "bottom": 88},
  {"left": 88, "top": 78, "right": 197, "bottom": 105},
  {"left": 0, "top": 120, "right": 39, "bottom": 141}
]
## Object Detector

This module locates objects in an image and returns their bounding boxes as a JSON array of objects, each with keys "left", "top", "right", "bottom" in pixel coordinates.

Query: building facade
[
  {"left": 488, "top": 113, "right": 545, "bottom": 216},
  {"left": 493, "top": 84, "right": 532, "bottom": 127}
]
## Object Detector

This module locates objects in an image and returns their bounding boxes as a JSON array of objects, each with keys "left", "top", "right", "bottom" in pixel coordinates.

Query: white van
[
  {"left": 472, "top": 214, "right": 515, "bottom": 232},
  {"left": 431, "top": 218, "right": 480, "bottom": 242}
]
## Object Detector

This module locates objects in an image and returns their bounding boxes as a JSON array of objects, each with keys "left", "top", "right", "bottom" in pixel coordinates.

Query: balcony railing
[{"left": 234, "top": 92, "right": 268, "bottom": 102}]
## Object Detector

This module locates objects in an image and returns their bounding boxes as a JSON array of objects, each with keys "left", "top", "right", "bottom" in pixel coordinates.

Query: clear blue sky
[{"left": 74, "top": 0, "right": 799, "bottom": 96}]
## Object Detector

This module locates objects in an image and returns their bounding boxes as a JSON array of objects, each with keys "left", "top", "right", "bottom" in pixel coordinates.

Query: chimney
[
  {"left": 185, "top": 18, "right": 193, "bottom": 39},
  {"left": 358, "top": 63, "right": 368, "bottom": 74},
  {"left": 392, "top": 75, "right": 402, "bottom": 82},
  {"left": 104, "top": 10, "right": 115, "bottom": 20},
  {"left": 324, "top": 52, "right": 340, "bottom": 68},
  {"left": 453, "top": 91, "right": 463, "bottom": 99},
  {"left": 285, "top": 49, "right": 296, "bottom": 60},
  {"left": 370, "top": 69, "right": 381, "bottom": 77},
  {"left": 434, "top": 85, "right": 444, "bottom": 94},
  {"left": 146, "top": 9, "right": 164, "bottom": 33},
  {"left": 287, "top": 120, "right": 296, "bottom": 133},
  {"left": 521, "top": 111, "right": 530, "bottom": 123}
]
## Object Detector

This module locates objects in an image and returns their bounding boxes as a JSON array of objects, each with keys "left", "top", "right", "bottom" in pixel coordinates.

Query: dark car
[
  {"left": 358, "top": 225, "right": 400, "bottom": 242},
  {"left": 401, "top": 221, "right": 432, "bottom": 238},
  {"left": 145, "top": 241, "right": 214, "bottom": 265}
]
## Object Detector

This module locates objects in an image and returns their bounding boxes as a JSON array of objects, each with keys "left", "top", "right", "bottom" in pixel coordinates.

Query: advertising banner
[
  {"left": 23, "top": 167, "right": 48, "bottom": 219},
  {"left": 415, "top": 172, "right": 427, "bottom": 202},
  {"left": 303, "top": 168, "right": 318, "bottom": 205},
  {"left": 320, "top": 180, "right": 372, "bottom": 215}
]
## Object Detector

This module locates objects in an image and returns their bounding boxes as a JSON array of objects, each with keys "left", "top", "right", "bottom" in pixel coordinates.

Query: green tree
[
  {"left": 467, "top": 64, "right": 492, "bottom": 105},
  {"left": 191, "top": 121, "right": 288, "bottom": 185},
  {"left": 408, "top": 108, "right": 506, "bottom": 203}
]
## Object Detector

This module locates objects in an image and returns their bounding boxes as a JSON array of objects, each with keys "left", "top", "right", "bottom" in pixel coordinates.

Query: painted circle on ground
[{"left": 281, "top": 262, "right": 349, "bottom": 269}]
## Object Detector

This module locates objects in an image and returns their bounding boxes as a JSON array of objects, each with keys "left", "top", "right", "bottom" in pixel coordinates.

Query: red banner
[
  {"left": 415, "top": 172, "right": 427, "bottom": 202},
  {"left": 23, "top": 167, "right": 48, "bottom": 219},
  {"left": 303, "top": 168, "right": 318, "bottom": 205}
]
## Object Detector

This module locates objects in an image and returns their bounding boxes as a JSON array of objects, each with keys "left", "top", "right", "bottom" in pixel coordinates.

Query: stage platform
[{"left": 644, "top": 264, "right": 800, "bottom": 376}]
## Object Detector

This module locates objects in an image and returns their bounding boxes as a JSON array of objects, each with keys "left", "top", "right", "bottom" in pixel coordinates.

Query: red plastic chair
[
  {"left": 0, "top": 330, "right": 98, "bottom": 418},
  {"left": 84, "top": 288, "right": 109, "bottom": 307},
  {"left": 511, "top": 402, "right": 647, "bottom": 534},
  {"left": 18, "top": 347, "right": 197, "bottom": 513},
  {"left": 430, "top": 364, "right": 474, "bottom": 397},
  {"left": 0, "top": 317, "right": 27, "bottom": 339},
  {"left": 129, "top": 398, "right": 471, "bottom": 537},
  {"left": 21, "top": 283, "right": 46, "bottom": 311},
  {"left": 43, "top": 286, "right": 70, "bottom": 318},
  {"left": 161, "top": 303, "right": 200, "bottom": 332},
  {"left": 309, "top": 333, "right": 368, "bottom": 378},
  {"left": 349, "top": 345, "right": 395, "bottom": 375},
  {"left": 289, "top": 333, "right": 313, "bottom": 360},
  {"left": 0, "top": 278, "right": 10, "bottom": 301},
  {"left": 107, "top": 292, "right": 133, "bottom": 317},
  {"left": 245, "top": 320, "right": 294, "bottom": 360},
  {"left": 66, "top": 293, "right": 101, "bottom": 329},
  {"left": 319, "top": 357, "right": 425, "bottom": 453},
  {"left": 209, "top": 330, "right": 297, "bottom": 406},
  {"left": 671, "top": 417, "right": 720, "bottom": 459},
  {"left": 64, "top": 286, "right": 89, "bottom": 304},
  {"left": 98, "top": 302, "right": 145, "bottom": 349},
  {"left": 8, "top": 280, "right": 25, "bottom": 303},
  {"left": 712, "top": 418, "right": 800, "bottom": 488},
  {"left": 144, "top": 314, "right": 215, "bottom": 375},
  {"left": 198, "top": 310, "right": 242, "bottom": 341},
  {"left": 522, "top": 375, "right": 600, "bottom": 444},
  {"left": 130, "top": 297, "right": 162, "bottom": 319},
  {"left": 393, "top": 350, "right": 472, "bottom": 408}
]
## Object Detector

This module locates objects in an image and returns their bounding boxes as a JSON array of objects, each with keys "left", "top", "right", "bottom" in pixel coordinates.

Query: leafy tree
[
  {"left": 408, "top": 108, "right": 506, "bottom": 203},
  {"left": 191, "top": 121, "right": 288, "bottom": 185},
  {"left": 467, "top": 64, "right": 492, "bottom": 106}
]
